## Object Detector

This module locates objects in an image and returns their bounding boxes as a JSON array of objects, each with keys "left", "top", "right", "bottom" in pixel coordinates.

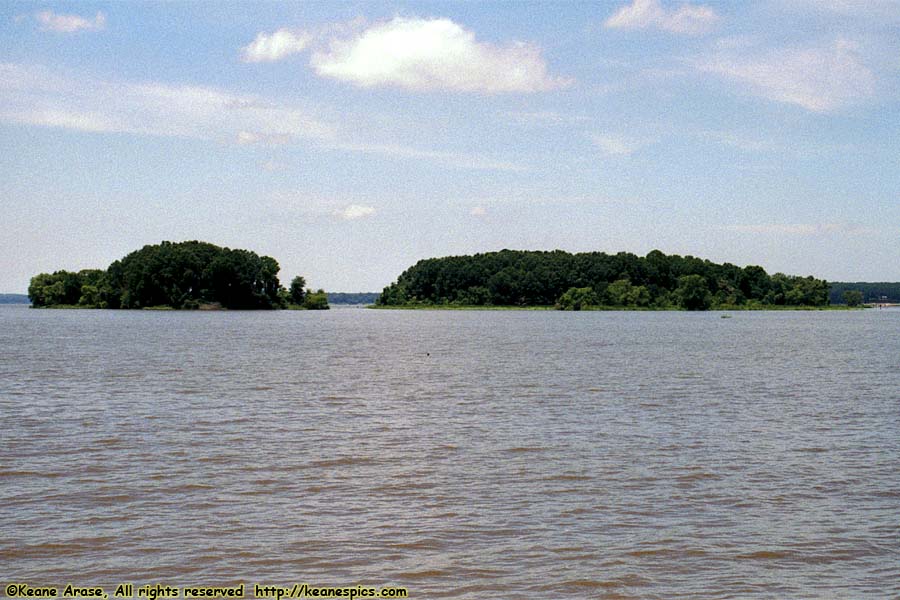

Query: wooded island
[
  {"left": 377, "top": 249, "right": 831, "bottom": 310},
  {"left": 28, "top": 241, "right": 328, "bottom": 310}
]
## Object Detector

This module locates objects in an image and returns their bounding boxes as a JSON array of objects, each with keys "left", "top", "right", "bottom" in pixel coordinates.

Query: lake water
[{"left": 1, "top": 305, "right": 898, "bottom": 598}]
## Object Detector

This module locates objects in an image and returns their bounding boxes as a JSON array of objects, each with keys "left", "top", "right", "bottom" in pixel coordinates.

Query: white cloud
[
  {"left": 470, "top": 206, "right": 487, "bottom": 216},
  {"left": 0, "top": 63, "right": 335, "bottom": 141},
  {"left": 260, "top": 160, "right": 285, "bottom": 172},
  {"left": 503, "top": 110, "right": 591, "bottom": 125},
  {"left": 241, "top": 29, "right": 311, "bottom": 63},
  {"left": 35, "top": 10, "right": 105, "bottom": 33},
  {"left": 458, "top": 192, "right": 635, "bottom": 207},
  {"left": 605, "top": 0, "right": 718, "bottom": 35},
  {"left": 788, "top": 0, "right": 900, "bottom": 22},
  {"left": 725, "top": 223, "right": 875, "bottom": 236},
  {"left": 590, "top": 133, "right": 645, "bottom": 156},
  {"left": 0, "top": 63, "right": 523, "bottom": 172},
  {"left": 696, "top": 39, "right": 876, "bottom": 112},
  {"left": 310, "top": 17, "right": 570, "bottom": 93},
  {"left": 330, "top": 140, "right": 527, "bottom": 171},
  {"left": 697, "top": 130, "right": 778, "bottom": 153},
  {"left": 236, "top": 130, "right": 292, "bottom": 146},
  {"left": 237, "top": 130, "right": 262, "bottom": 145},
  {"left": 334, "top": 205, "right": 376, "bottom": 220}
]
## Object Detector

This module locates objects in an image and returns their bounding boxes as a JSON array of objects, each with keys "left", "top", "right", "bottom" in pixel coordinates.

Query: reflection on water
[{"left": 1, "top": 305, "right": 899, "bottom": 597}]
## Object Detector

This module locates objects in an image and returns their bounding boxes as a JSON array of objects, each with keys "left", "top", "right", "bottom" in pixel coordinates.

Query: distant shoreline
[{"left": 0, "top": 294, "right": 29, "bottom": 304}]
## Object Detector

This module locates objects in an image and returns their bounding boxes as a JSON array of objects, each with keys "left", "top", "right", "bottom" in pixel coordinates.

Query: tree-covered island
[
  {"left": 28, "top": 241, "right": 328, "bottom": 310},
  {"left": 377, "top": 249, "right": 832, "bottom": 310}
]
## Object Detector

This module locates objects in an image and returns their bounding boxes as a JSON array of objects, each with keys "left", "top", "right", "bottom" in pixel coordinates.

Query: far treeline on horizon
[{"left": 17, "top": 240, "right": 900, "bottom": 311}]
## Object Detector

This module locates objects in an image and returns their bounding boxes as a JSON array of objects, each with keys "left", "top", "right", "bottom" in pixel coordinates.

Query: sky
[{"left": 1, "top": 0, "right": 899, "bottom": 293}]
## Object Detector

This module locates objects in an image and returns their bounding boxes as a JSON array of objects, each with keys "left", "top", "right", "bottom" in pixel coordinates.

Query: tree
[
  {"left": 842, "top": 289, "right": 863, "bottom": 307},
  {"left": 783, "top": 275, "right": 829, "bottom": 306},
  {"left": 29, "top": 241, "right": 291, "bottom": 309},
  {"left": 605, "top": 278, "right": 651, "bottom": 307},
  {"left": 78, "top": 285, "right": 101, "bottom": 307},
  {"left": 303, "top": 289, "right": 330, "bottom": 310},
  {"left": 556, "top": 287, "right": 598, "bottom": 311},
  {"left": 28, "top": 271, "right": 83, "bottom": 306},
  {"left": 113, "top": 241, "right": 282, "bottom": 309},
  {"left": 605, "top": 279, "right": 633, "bottom": 306},
  {"left": 675, "top": 274, "right": 712, "bottom": 310},
  {"left": 377, "top": 249, "right": 833, "bottom": 308},
  {"left": 289, "top": 276, "right": 306, "bottom": 305},
  {"left": 829, "top": 282, "right": 900, "bottom": 304}
]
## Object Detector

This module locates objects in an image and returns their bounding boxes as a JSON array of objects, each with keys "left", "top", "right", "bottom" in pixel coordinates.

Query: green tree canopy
[
  {"left": 675, "top": 274, "right": 712, "bottom": 311},
  {"left": 376, "top": 249, "right": 829, "bottom": 310},
  {"left": 290, "top": 276, "right": 307, "bottom": 305},
  {"left": 556, "top": 287, "right": 599, "bottom": 311},
  {"left": 842, "top": 290, "right": 864, "bottom": 307},
  {"left": 30, "top": 241, "right": 290, "bottom": 309},
  {"left": 829, "top": 282, "right": 900, "bottom": 304},
  {"left": 303, "top": 289, "right": 330, "bottom": 310}
]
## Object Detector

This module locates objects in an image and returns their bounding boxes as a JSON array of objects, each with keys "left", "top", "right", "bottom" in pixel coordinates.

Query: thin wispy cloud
[
  {"left": 241, "top": 29, "right": 311, "bottom": 63},
  {"left": 605, "top": 0, "right": 719, "bottom": 35},
  {"left": 35, "top": 10, "right": 106, "bottom": 33},
  {"left": 696, "top": 130, "right": 778, "bottom": 153},
  {"left": 259, "top": 160, "right": 285, "bottom": 172},
  {"left": 787, "top": 0, "right": 900, "bottom": 23},
  {"left": 590, "top": 133, "right": 646, "bottom": 157},
  {"left": 458, "top": 192, "right": 636, "bottom": 207},
  {"left": 309, "top": 17, "right": 571, "bottom": 93},
  {"left": 331, "top": 140, "right": 527, "bottom": 172},
  {"left": 695, "top": 39, "right": 876, "bottom": 112},
  {"left": 0, "top": 63, "right": 335, "bottom": 141},
  {"left": 694, "top": 129, "right": 855, "bottom": 158},
  {"left": 334, "top": 205, "right": 376, "bottom": 220},
  {"left": 725, "top": 223, "right": 876, "bottom": 236},
  {"left": 503, "top": 110, "right": 592, "bottom": 125},
  {"left": 0, "top": 63, "right": 521, "bottom": 172},
  {"left": 236, "top": 130, "right": 292, "bottom": 146}
]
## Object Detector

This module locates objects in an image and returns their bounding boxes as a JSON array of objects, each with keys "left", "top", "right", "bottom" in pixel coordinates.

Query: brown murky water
[{"left": 2, "top": 306, "right": 898, "bottom": 598}]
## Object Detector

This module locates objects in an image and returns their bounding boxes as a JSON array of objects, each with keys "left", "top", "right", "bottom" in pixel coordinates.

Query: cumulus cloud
[
  {"left": 35, "top": 10, "right": 105, "bottom": 33},
  {"left": 334, "top": 204, "right": 376, "bottom": 220},
  {"left": 696, "top": 39, "right": 876, "bottom": 112},
  {"left": 310, "top": 17, "right": 570, "bottom": 93},
  {"left": 605, "top": 0, "right": 718, "bottom": 35},
  {"left": 241, "top": 29, "right": 311, "bottom": 63}
]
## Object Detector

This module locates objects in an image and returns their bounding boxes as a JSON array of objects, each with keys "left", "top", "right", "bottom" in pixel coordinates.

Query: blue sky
[{"left": 1, "top": 0, "right": 898, "bottom": 293}]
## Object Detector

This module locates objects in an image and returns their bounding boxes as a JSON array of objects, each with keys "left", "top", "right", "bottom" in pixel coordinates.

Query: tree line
[
  {"left": 327, "top": 292, "right": 380, "bottom": 305},
  {"left": 377, "top": 249, "right": 830, "bottom": 310},
  {"left": 828, "top": 282, "right": 900, "bottom": 305},
  {"left": 28, "top": 241, "right": 328, "bottom": 310}
]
